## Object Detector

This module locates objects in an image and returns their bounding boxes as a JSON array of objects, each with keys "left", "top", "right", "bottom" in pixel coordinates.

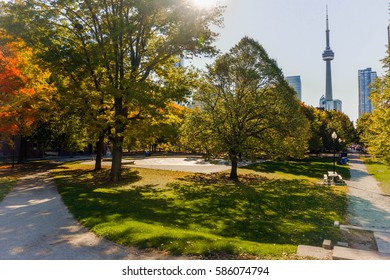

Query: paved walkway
[
  {"left": 0, "top": 171, "right": 184, "bottom": 260},
  {"left": 345, "top": 155, "right": 390, "bottom": 254},
  {"left": 83, "top": 157, "right": 231, "bottom": 173}
]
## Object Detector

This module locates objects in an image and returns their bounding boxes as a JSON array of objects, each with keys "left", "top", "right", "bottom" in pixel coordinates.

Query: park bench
[
  {"left": 323, "top": 174, "right": 329, "bottom": 185},
  {"left": 323, "top": 172, "right": 344, "bottom": 186}
]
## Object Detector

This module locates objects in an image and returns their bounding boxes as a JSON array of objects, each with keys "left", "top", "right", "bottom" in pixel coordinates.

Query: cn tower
[{"left": 322, "top": 8, "right": 334, "bottom": 101}]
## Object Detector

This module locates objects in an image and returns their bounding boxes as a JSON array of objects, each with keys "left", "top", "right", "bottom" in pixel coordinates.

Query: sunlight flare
[{"left": 189, "top": 0, "right": 219, "bottom": 9}]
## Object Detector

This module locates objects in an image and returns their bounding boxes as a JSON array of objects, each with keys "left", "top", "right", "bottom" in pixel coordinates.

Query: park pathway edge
[
  {"left": 0, "top": 170, "right": 187, "bottom": 260},
  {"left": 344, "top": 155, "right": 390, "bottom": 255}
]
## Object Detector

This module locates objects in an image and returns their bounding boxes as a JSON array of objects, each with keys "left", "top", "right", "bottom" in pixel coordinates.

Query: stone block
[
  {"left": 336, "top": 241, "right": 349, "bottom": 247},
  {"left": 322, "top": 239, "right": 334, "bottom": 250}
]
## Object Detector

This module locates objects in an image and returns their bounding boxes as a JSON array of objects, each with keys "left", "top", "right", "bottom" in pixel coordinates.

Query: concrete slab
[
  {"left": 374, "top": 232, "right": 390, "bottom": 254},
  {"left": 340, "top": 224, "right": 390, "bottom": 233},
  {"left": 332, "top": 246, "right": 390, "bottom": 260},
  {"left": 297, "top": 245, "right": 332, "bottom": 260},
  {"left": 336, "top": 242, "right": 349, "bottom": 247}
]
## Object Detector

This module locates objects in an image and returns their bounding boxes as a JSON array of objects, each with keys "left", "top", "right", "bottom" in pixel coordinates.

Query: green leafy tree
[
  {"left": 300, "top": 104, "right": 324, "bottom": 153},
  {"left": 359, "top": 73, "right": 390, "bottom": 163},
  {"left": 321, "top": 110, "right": 356, "bottom": 151},
  {"left": 179, "top": 107, "right": 218, "bottom": 157},
  {"left": 184, "top": 37, "right": 310, "bottom": 180},
  {"left": 301, "top": 104, "right": 355, "bottom": 153},
  {"left": 35, "top": 115, "right": 89, "bottom": 156},
  {"left": 356, "top": 112, "right": 373, "bottom": 146},
  {"left": 124, "top": 102, "right": 187, "bottom": 152}
]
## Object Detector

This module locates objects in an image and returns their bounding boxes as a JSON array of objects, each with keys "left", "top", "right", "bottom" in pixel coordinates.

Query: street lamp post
[{"left": 331, "top": 131, "right": 337, "bottom": 174}]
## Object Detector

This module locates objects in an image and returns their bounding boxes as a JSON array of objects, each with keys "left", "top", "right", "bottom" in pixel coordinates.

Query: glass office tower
[
  {"left": 286, "top": 75, "right": 302, "bottom": 101},
  {"left": 358, "top": 68, "right": 377, "bottom": 117}
]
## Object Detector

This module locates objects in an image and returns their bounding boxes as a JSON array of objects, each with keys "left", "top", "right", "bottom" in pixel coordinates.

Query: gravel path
[
  {"left": 0, "top": 171, "right": 185, "bottom": 260},
  {"left": 345, "top": 155, "right": 390, "bottom": 254},
  {"left": 345, "top": 155, "right": 390, "bottom": 230}
]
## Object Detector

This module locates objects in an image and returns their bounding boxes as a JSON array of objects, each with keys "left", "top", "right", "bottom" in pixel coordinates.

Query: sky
[{"left": 189, "top": 0, "right": 390, "bottom": 123}]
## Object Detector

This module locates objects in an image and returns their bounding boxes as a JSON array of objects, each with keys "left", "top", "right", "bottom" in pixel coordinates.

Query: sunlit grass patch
[
  {"left": 243, "top": 156, "right": 351, "bottom": 182},
  {"left": 363, "top": 159, "right": 390, "bottom": 196},
  {"left": 92, "top": 219, "right": 296, "bottom": 258}
]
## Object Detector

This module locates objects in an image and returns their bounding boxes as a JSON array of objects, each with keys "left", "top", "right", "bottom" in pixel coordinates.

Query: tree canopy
[
  {"left": 301, "top": 104, "right": 356, "bottom": 153},
  {"left": 182, "top": 37, "right": 310, "bottom": 180},
  {"left": 1, "top": 0, "right": 224, "bottom": 180},
  {"left": 0, "top": 32, "right": 54, "bottom": 155}
]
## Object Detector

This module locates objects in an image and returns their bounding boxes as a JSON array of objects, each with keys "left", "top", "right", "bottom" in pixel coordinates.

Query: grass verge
[
  {"left": 53, "top": 158, "right": 348, "bottom": 259},
  {"left": 363, "top": 159, "right": 390, "bottom": 196},
  {"left": 0, "top": 165, "right": 18, "bottom": 201},
  {"left": 0, "top": 177, "right": 15, "bottom": 201}
]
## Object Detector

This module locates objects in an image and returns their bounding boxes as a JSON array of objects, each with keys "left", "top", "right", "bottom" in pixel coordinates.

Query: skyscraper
[
  {"left": 319, "top": 8, "right": 342, "bottom": 112},
  {"left": 286, "top": 75, "right": 302, "bottom": 101},
  {"left": 388, "top": 4, "right": 390, "bottom": 48},
  {"left": 358, "top": 68, "right": 377, "bottom": 117},
  {"left": 387, "top": 5, "right": 390, "bottom": 68},
  {"left": 388, "top": 21, "right": 390, "bottom": 47}
]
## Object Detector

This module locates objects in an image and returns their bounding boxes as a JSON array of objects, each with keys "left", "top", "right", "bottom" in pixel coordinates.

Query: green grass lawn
[
  {"left": 0, "top": 177, "right": 15, "bottom": 201},
  {"left": 53, "top": 157, "right": 348, "bottom": 259},
  {"left": 363, "top": 159, "right": 390, "bottom": 196},
  {"left": 243, "top": 156, "right": 351, "bottom": 181},
  {"left": 0, "top": 166, "right": 17, "bottom": 201}
]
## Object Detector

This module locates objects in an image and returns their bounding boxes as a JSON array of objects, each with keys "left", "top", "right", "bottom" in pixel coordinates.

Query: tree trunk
[
  {"left": 94, "top": 134, "right": 104, "bottom": 171},
  {"left": 18, "top": 136, "right": 28, "bottom": 164},
  {"left": 109, "top": 93, "right": 125, "bottom": 181},
  {"left": 229, "top": 154, "right": 239, "bottom": 181},
  {"left": 109, "top": 136, "right": 123, "bottom": 182}
]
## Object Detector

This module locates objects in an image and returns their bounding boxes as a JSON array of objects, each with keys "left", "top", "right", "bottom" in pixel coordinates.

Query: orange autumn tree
[{"left": 0, "top": 32, "right": 54, "bottom": 161}]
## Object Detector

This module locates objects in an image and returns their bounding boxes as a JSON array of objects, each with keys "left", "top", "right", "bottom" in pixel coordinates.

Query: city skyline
[{"left": 189, "top": 0, "right": 389, "bottom": 122}]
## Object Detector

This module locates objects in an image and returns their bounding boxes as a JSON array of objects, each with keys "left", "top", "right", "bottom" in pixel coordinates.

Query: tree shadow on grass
[
  {"left": 54, "top": 166, "right": 142, "bottom": 188},
  {"left": 175, "top": 174, "right": 345, "bottom": 245},
  {"left": 55, "top": 169, "right": 347, "bottom": 253},
  {"left": 0, "top": 161, "right": 63, "bottom": 177}
]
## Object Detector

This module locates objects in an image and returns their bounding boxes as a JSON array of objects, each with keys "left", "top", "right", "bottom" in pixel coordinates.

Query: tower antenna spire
[
  {"left": 326, "top": 5, "right": 329, "bottom": 29},
  {"left": 388, "top": 3, "right": 390, "bottom": 48},
  {"left": 325, "top": 5, "right": 330, "bottom": 48}
]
